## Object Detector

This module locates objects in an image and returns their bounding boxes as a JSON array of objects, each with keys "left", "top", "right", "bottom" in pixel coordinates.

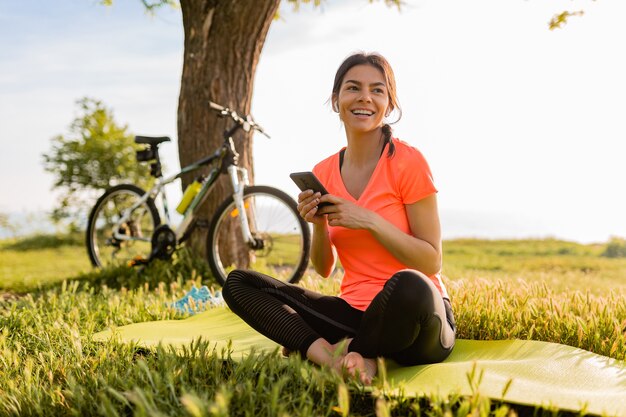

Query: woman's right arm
[
  {"left": 298, "top": 190, "right": 336, "bottom": 277},
  {"left": 311, "top": 222, "right": 336, "bottom": 277}
]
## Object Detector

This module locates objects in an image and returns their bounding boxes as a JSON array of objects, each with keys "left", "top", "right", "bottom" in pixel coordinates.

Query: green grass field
[{"left": 1, "top": 234, "right": 625, "bottom": 416}]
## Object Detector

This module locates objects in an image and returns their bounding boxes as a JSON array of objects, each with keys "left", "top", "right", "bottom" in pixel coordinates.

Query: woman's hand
[
  {"left": 317, "top": 195, "right": 376, "bottom": 230},
  {"left": 297, "top": 190, "right": 328, "bottom": 225}
]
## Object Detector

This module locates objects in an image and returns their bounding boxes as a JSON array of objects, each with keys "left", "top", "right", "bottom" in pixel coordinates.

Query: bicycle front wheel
[
  {"left": 207, "top": 185, "right": 311, "bottom": 286},
  {"left": 86, "top": 184, "right": 161, "bottom": 268}
]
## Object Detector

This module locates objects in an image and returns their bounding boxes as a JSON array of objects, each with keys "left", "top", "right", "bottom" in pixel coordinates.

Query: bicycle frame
[{"left": 112, "top": 137, "right": 255, "bottom": 245}]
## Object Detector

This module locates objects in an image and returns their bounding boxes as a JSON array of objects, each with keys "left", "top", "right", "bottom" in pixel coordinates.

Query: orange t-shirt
[{"left": 313, "top": 139, "right": 449, "bottom": 311}]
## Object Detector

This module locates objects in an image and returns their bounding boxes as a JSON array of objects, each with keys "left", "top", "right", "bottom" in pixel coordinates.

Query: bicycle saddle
[{"left": 135, "top": 136, "right": 171, "bottom": 146}]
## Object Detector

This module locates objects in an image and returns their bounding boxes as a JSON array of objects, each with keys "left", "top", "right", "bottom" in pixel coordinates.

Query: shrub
[{"left": 601, "top": 237, "right": 626, "bottom": 258}]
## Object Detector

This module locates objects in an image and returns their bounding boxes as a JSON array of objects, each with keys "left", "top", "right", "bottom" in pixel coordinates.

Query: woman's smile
[{"left": 350, "top": 108, "right": 376, "bottom": 118}]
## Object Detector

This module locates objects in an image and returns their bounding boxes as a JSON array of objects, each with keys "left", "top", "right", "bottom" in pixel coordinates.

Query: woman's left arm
[{"left": 320, "top": 193, "right": 442, "bottom": 275}]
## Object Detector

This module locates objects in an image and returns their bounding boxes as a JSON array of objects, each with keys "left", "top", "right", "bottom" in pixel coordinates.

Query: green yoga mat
[{"left": 94, "top": 308, "right": 626, "bottom": 415}]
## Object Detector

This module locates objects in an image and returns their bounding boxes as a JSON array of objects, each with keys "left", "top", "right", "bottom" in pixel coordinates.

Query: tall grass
[
  {"left": 450, "top": 279, "right": 626, "bottom": 359},
  {"left": 1, "top": 235, "right": 625, "bottom": 416}
]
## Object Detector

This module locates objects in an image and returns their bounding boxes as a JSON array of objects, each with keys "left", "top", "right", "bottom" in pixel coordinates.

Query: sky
[{"left": 1, "top": 0, "right": 625, "bottom": 243}]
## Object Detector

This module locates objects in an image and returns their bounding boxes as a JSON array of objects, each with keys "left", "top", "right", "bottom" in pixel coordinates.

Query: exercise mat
[{"left": 94, "top": 308, "right": 626, "bottom": 415}]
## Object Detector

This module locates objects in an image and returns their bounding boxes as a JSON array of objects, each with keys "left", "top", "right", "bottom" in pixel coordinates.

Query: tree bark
[{"left": 178, "top": 0, "right": 280, "bottom": 259}]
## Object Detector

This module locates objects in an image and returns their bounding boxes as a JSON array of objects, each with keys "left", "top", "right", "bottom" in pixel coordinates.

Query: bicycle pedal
[{"left": 128, "top": 256, "right": 149, "bottom": 267}]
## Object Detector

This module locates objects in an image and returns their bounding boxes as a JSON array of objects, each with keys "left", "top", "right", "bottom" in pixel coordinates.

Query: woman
[{"left": 223, "top": 52, "right": 455, "bottom": 384}]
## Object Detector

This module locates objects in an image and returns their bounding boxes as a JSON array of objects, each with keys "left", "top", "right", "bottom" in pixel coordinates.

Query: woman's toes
[{"left": 341, "top": 352, "right": 377, "bottom": 385}]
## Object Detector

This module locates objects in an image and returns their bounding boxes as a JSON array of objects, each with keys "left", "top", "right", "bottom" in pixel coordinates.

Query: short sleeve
[
  {"left": 312, "top": 153, "right": 337, "bottom": 189},
  {"left": 395, "top": 143, "right": 437, "bottom": 205}
]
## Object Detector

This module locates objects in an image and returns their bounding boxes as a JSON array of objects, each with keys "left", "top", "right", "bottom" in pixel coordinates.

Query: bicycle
[{"left": 86, "top": 102, "right": 311, "bottom": 285}]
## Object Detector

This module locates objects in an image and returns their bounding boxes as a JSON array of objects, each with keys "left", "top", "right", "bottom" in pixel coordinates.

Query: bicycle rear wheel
[
  {"left": 86, "top": 184, "right": 161, "bottom": 267},
  {"left": 206, "top": 185, "right": 311, "bottom": 286}
]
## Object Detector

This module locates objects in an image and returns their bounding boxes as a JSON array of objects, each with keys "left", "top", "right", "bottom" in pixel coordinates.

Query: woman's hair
[{"left": 331, "top": 52, "right": 402, "bottom": 157}]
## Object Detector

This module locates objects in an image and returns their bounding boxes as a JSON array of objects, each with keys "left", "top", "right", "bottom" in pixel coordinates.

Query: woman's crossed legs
[{"left": 222, "top": 269, "right": 455, "bottom": 384}]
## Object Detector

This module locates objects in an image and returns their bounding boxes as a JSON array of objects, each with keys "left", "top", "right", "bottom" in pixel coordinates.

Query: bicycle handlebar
[{"left": 209, "top": 101, "right": 270, "bottom": 139}]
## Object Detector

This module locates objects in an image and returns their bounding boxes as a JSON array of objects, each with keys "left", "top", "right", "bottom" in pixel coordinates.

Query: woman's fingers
[
  {"left": 297, "top": 190, "right": 327, "bottom": 223},
  {"left": 297, "top": 190, "right": 317, "bottom": 210},
  {"left": 303, "top": 206, "right": 319, "bottom": 222},
  {"left": 297, "top": 190, "right": 315, "bottom": 207}
]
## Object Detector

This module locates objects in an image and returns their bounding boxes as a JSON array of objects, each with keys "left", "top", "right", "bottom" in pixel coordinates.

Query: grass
[
  {"left": 0, "top": 233, "right": 91, "bottom": 293},
  {"left": 1, "top": 233, "right": 625, "bottom": 416},
  {"left": 442, "top": 238, "right": 626, "bottom": 295}
]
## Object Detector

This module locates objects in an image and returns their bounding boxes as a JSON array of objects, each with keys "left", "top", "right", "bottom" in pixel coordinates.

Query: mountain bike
[{"left": 86, "top": 102, "right": 311, "bottom": 285}]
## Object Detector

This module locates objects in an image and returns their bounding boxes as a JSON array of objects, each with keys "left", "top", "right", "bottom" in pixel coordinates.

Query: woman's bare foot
[
  {"left": 306, "top": 338, "right": 352, "bottom": 372},
  {"left": 342, "top": 351, "right": 377, "bottom": 385}
]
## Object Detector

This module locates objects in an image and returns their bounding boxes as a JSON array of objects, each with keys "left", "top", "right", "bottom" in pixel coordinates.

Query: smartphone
[{"left": 289, "top": 171, "right": 332, "bottom": 208}]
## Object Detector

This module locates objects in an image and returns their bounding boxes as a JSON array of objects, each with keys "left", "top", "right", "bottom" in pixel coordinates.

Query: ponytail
[{"left": 382, "top": 124, "right": 396, "bottom": 157}]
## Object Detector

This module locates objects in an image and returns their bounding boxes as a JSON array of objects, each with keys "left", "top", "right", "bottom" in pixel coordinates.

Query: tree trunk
[{"left": 178, "top": 0, "right": 280, "bottom": 261}]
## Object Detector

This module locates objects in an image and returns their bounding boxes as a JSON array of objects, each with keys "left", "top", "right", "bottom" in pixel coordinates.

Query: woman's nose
[{"left": 358, "top": 91, "right": 372, "bottom": 102}]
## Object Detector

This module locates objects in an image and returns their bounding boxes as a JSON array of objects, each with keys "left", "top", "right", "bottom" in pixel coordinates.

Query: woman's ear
[
  {"left": 331, "top": 95, "right": 339, "bottom": 113},
  {"left": 385, "top": 102, "right": 395, "bottom": 118}
]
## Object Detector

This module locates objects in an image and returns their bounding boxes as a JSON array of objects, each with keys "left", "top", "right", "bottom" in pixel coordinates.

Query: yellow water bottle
[{"left": 176, "top": 180, "right": 202, "bottom": 214}]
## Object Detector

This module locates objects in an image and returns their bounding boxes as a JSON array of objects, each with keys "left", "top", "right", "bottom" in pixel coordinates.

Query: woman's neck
[{"left": 343, "top": 127, "right": 385, "bottom": 167}]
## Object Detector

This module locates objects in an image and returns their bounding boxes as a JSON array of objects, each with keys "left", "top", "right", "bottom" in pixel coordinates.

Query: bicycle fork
[{"left": 228, "top": 165, "right": 257, "bottom": 245}]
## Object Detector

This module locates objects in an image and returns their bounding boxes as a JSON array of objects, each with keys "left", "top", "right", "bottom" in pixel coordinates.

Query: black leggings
[{"left": 222, "top": 269, "right": 456, "bottom": 366}]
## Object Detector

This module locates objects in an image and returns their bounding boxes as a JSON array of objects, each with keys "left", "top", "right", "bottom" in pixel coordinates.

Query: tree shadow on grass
[
  {"left": 43, "top": 246, "right": 216, "bottom": 293},
  {"left": 0, "top": 290, "right": 27, "bottom": 302},
  {"left": 4, "top": 232, "right": 83, "bottom": 251}
]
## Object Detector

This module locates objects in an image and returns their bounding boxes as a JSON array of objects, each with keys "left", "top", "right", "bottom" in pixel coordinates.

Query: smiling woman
[{"left": 222, "top": 52, "right": 456, "bottom": 385}]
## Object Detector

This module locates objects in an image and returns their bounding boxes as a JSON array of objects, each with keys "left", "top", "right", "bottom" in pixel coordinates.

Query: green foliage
[
  {"left": 100, "top": 0, "right": 178, "bottom": 12},
  {"left": 279, "top": 0, "right": 401, "bottom": 19},
  {"left": 0, "top": 212, "right": 9, "bottom": 229},
  {"left": 41, "top": 97, "right": 152, "bottom": 225},
  {"left": 602, "top": 236, "right": 626, "bottom": 258},
  {"left": 549, "top": 10, "right": 585, "bottom": 30},
  {"left": 284, "top": 0, "right": 402, "bottom": 9},
  {"left": 0, "top": 212, "right": 18, "bottom": 238}
]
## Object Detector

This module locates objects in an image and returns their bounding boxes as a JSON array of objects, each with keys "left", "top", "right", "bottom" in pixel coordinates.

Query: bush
[
  {"left": 601, "top": 237, "right": 626, "bottom": 258},
  {"left": 42, "top": 97, "right": 153, "bottom": 227}
]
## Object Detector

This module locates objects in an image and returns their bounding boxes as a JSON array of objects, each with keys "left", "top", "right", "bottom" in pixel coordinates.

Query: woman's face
[{"left": 334, "top": 64, "right": 390, "bottom": 135}]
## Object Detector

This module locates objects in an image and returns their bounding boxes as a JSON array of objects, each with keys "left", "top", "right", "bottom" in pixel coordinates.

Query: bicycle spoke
[
  {"left": 87, "top": 185, "right": 159, "bottom": 268},
  {"left": 207, "top": 186, "right": 310, "bottom": 285}
]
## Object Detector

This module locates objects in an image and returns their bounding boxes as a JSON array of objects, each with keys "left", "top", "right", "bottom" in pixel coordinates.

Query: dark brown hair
[{"left": 331, "top": 52, "right": 402, "bottom": 157}]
